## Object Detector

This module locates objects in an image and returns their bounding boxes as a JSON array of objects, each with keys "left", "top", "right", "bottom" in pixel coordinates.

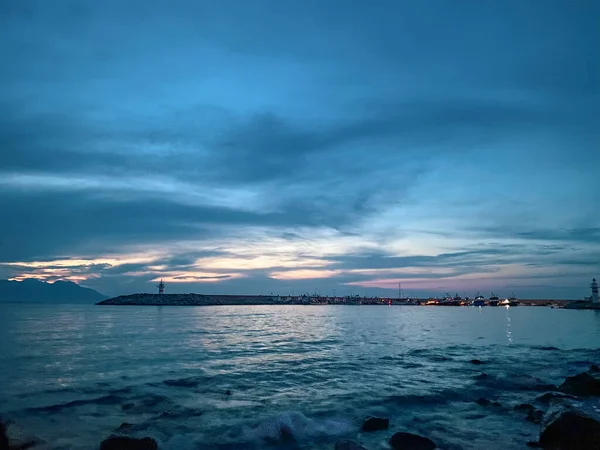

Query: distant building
[
  {"left": 592, "top": 278, "right": 599, "bottom": 304},
  {"left": 157, "top": 279, "right": 165, "bottom": 294}
]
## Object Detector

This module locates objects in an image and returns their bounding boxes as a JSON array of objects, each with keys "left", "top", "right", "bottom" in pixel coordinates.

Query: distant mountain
[{"left": 0, "top": 279, "right": 107, "bottom": 303}]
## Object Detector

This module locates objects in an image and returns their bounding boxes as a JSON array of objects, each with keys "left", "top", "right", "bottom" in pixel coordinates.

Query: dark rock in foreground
[
  {"left": 0, "top": 421, "right": 44, "bottom": 450},
  {"left": 558, "top": 372, "right": 600, "bottom": 397},
  {"left": 360, "top": 416, "right": 389, "bottom": 432},
  {"left": 539, "top": 401, "right": 600, "bottom": 450},
  {"left": 335, "top": 439, "right": 368, "bottom": 450},
  {"left": 1, "top": 422, "right": 9, "bottom": 450},
  {"left": 389, "top": 432, "right": 436, "bottom": 450},
  {"left": 99, "top": 436, "right": 158, "bottom": 450}
]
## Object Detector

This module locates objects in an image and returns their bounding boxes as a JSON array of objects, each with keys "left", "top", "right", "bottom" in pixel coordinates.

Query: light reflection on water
[{"left": 505, "top": 306, "right": 513, "bottom": 345}]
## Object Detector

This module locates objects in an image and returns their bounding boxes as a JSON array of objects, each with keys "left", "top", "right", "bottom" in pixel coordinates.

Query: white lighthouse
[{"left": 592, "top": 278, "right": 599, "bottom": 304}]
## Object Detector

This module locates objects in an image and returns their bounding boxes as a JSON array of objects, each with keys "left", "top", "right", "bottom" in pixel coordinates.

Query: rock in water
[
  {"left": 470, "top": 359, "right": 484, "bottom": 365},
  {"left": 115, "top": 423, "right": 133, "bottom": 432},
  {"left": 558, "top": 372, "right": 600, "bottom": 397},
  {"left": 99, "top": 436, "right": 158, "bottom": 450},
  {"left": 539, "top": 402, "right": 600, "bottom": 450},
  {"left": 389, "top": 432, "right": 436, "bottom": 450},
  {"left": 360, "top": 416, "right": 389, "bottom": 432},
  {"left": 527, "top": 409, "right": 544, "bottom": 425},
  {"left": 1, "top": 421, "right": 44, "bottom": 450},
  {"left": 475, "top": 398, "right": 501, "bottom": 407},
  {"left": 1, "top": 422, "right": 8, "bottom": 450},
  {"left": 514, "top": 403, "right": 536, "bottom": 413},
  {"left": 335, "top": 439, "right": 368, "bottom": 450}
]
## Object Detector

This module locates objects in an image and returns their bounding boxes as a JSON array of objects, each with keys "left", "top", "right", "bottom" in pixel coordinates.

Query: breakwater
[{"left": 97, "top": 294, "right": 572, "bottom": 307}]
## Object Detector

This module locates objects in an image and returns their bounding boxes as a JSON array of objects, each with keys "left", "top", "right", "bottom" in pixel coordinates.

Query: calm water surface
[{"left": 1, "top": 304, "right": 599, "bottom": 450}]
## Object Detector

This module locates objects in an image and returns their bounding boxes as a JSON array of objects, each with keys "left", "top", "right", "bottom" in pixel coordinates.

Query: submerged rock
[
  {"left": 389, "top": 432, "right": 436, "bottom": 450},
  {"left": 512, "top": 375, "right": 556, "bottom": 392},
  {"left": 535, "top": 392, "right": 577, "bottom": 405},
  {"left": 470, "top": 359, "right": 484, "bottom": 365},
  {"left": 335, "top": 439, "right": 368, "bottom": 450},
  {"left": 99, "top": 436, "right": 158, "bottom": 450},
  {"left": 115, "top": 423, "right": 133, "bottom": 432},
  {"left": 539, "top": 402, "right": 600, "bottom": 450},
  {"left": 514, "top": 403, "right": 536, "bottom": 413},
  {"left": 527, "top": 409, "right": 544, "bottom": 425},
  {"left": 514, "top": 402, "right": 543, "bottom": 423},
  {"left": 360, "top": 416, "right": 389, "bottom": 432},
  {"left": 475, "top": 398, "right": 501, "bottom": 407},
  {"left": 558, "top": 372, "right": 600, "bottom": 397},
  {"left": 589, "top": 364, "right": 600, "bottom": 373}
]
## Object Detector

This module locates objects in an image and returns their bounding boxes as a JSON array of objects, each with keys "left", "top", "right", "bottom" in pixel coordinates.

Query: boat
[
  {"left": 473, "top": 293, "right": 486, "bottom": 307},
  {"left": 488, "top": 292, "right": 499, "bottom": 306}
]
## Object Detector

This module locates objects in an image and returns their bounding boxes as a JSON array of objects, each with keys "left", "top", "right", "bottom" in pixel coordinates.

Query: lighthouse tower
[
  {"left": 592, "top": 278, "right": 599, "bottom": 304},
  {"left": 158, "top": 279, "right": 165, "bottom": 294}
]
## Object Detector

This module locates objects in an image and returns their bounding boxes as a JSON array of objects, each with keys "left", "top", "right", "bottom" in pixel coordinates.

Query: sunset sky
[{"left": 1, "top": 0, "right": 598, "bottom": 298}]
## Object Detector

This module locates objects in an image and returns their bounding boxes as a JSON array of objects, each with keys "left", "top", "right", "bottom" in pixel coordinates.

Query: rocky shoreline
[{"left": 3, "top": 366, "right": 600, "bottom": 449}]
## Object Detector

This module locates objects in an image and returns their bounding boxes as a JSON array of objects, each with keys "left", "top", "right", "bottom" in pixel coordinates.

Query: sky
[{"left": 0, "top": 0, "right": 598, "bottom": 299}]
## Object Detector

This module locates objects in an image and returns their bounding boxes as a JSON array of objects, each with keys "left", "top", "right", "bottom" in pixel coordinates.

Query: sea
[{"left": 1, "top": 304, "right": 599, "bottom": 450}]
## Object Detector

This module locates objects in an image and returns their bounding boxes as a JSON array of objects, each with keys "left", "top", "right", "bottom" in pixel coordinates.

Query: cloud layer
[{"left": 1, "top": 1, "right": 598, "bottom": 298}]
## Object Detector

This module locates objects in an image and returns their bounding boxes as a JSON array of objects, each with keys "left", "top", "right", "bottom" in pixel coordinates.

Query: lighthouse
[
  {"left": 158, "top": 279, "right": 165, "bottom": 294},
  {"left": 592, "top": 278, "right": 599, "bottom": 304}
]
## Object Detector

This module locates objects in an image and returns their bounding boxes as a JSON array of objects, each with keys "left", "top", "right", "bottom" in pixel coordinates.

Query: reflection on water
[{"left": 505, "top": 306, "right": 513, "bottom": 345}]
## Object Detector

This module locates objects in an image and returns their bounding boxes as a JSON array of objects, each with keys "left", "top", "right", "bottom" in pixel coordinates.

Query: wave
[
  {"left": 162, "top": 376, "right": 209, "bottom": 388},
  {"left": 25, "top": 394, "right": 123, "bottom": 413},
  {"left": 228, "top": 411, "right": 354, "bottom": 448}
]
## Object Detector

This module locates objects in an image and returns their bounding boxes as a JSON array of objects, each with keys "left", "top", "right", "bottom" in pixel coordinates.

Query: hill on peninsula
[{"left": 0, "top": 279, "right": 107, "bottom": 303}]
